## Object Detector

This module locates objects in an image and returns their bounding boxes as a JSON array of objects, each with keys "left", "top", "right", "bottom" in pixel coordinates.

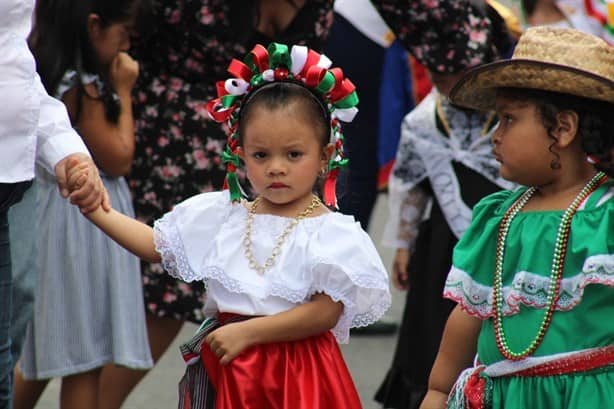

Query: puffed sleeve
[
  {"left": 308, "top": 215, "right": 392, "bottom": 343},
  {"left": 153, "top": 190, "right": 232, "bottom": 282}
]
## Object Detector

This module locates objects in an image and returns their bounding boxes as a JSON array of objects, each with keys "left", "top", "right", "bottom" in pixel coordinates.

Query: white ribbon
[
  {"left": 261, "top": 69, "right": 275, "bottom": 82},
  {"left": 290, "top": 45, "right": 308, "bottom": 75},
  {"left": 332, "top": 107, "right": 359, "bottom": 122},
  {"left": 316, "top": 54, "right": 332, "bottom": 69},
  {"left": 224, "top": 78, "right": 250, "bottom": 95}
]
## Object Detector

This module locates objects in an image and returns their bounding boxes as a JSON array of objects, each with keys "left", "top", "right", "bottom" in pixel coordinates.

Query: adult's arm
[{"left": 33, "top": 75, "right": 110, "bottom": 212}]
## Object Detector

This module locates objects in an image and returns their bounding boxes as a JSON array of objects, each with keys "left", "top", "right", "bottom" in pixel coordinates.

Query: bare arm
[
  {"left": 205, "top": 293, "right": 343, "bottom": 365},
  {"left": 85, "top": 206, "right": 160, "bottom": 263},
  {"left": 420, "top": 305, "right": 482, "bottom": 409},
  {"left": 62, "top": 52, "right": 138, "bottom": 177}
]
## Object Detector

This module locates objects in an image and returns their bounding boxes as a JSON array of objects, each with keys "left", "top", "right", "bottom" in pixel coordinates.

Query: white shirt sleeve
[{"left": 34, "top": 74, "right": 90, "bottom": 174}]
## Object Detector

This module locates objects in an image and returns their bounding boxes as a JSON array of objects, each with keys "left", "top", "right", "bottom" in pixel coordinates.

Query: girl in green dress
[{"left": 420, "top": 26, "right": 614, "bottom": 409}]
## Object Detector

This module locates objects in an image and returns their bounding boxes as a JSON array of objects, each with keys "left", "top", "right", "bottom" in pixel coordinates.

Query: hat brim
[{"left": 450, "top": 59, "right": 614, "bottom": 111}]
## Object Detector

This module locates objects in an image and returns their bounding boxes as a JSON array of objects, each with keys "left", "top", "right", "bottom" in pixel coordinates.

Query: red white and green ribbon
[
  {"left": 584, "top": 0, "right": 614, "bottom": 44},
  {"left": 206, "top": 42, "right": 360, "bottom": 207}
]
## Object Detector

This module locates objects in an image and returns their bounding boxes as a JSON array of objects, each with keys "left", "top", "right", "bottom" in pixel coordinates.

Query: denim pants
[
  {"left": 0, "top": 210, "right": 13, "bottom": 409},
  {"left": 8, "top": 184, "right": 38, "bottom": 365},
  {"left": 0, "top": 181, "right": 31, "bottom": 409}
]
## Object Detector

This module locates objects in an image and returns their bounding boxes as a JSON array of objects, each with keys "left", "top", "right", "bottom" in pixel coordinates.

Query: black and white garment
[{"left": 383, "top": 89, "right": 514, "bottom": 249}]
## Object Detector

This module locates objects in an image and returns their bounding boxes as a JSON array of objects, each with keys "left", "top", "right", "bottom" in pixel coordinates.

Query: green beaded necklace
[{"left": 493, "top": 171, "right": 608, "bottom": 360}]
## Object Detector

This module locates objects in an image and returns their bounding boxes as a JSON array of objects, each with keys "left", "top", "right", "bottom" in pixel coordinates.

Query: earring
[
  {"left": 320, "top": 168, "right": 327, "bottom": 176},
  {"left": 550, "top": 158, "right": 561, "bottom": 170}
]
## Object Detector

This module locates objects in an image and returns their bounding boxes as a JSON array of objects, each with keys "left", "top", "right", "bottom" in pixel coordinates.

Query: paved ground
[{"left": 34, "top": 194, "right": 406, "bottom": 409}]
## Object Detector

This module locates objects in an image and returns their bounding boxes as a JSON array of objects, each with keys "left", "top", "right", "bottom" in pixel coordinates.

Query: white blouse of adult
[
  {"left": 154, "top": 190, "right": 392, "bottom": 344},
  {"left": 0, "top": 0, "right": 88, "bottom": 184}
]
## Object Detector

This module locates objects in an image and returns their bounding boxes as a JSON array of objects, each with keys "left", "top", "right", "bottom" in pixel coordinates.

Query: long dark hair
[{"left": 29, "top": 0, "right": 142, "bottom": 123}]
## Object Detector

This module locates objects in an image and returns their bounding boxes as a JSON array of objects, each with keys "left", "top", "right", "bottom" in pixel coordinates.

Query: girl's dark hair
[
  {"left": 237, "top": 82, "right": 330, "bottom": 146},
  {"left": 521, "top": 0, "right": 539, "bottom": 17},
  {"left": 29, "top": 0, "right": 143, "bottom": 123},
  {"left": 498, "top": 88, "right": 614, "bottom": 176}
]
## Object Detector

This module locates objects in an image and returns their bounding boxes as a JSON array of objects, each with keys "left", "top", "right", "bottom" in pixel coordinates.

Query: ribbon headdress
[{"left": 206, "top": 43, "right": 359, "bottom": 208}]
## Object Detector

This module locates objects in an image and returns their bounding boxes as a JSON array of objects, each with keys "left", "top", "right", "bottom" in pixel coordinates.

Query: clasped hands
[{"left": 56, "top": 153, "right": 111, "bottom": 213}]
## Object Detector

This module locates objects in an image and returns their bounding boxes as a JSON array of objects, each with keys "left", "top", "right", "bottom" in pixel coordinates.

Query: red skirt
[{"left": 200, "top": 314, "right": 362, "bottom": 409}]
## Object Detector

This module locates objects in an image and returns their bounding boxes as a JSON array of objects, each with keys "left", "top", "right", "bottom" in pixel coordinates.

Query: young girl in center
[
  {"left": 66, "top": 42, "right": 391, "bottom": 408},
  {"left": 419, "top": 26, "right": 614, "bottom": 409}
]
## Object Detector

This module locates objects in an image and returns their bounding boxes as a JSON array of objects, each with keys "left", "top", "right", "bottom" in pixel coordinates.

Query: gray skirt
[{"left": 19, "top": 170, "right": 153, "bottom": 379}]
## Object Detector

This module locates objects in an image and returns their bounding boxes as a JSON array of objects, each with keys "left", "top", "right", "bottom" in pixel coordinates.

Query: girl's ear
[
  {"left": 87, "top": 13, "right": 102, "bottom": 41},
  {"left": 553, "top": 110, "right": 580, "bottom": 148}
]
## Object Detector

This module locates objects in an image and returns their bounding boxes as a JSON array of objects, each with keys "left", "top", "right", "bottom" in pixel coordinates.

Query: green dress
[{"left": 444, "top": 180, "right": 614, "bottom": 409}]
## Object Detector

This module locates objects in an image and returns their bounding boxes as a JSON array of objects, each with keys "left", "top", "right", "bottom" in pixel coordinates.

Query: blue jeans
[
  {"left": 0, "top": 210, "right": 13, "bottom": 409},
  {"left": 8, "top": 184, "right": 37, "bottom": 365}
]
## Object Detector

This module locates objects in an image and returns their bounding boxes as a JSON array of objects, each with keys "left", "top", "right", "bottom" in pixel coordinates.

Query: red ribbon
[
  {"left": 463, "top": 368, "right": 487, "bottom": 409},
  {"left": 305, "top": 66, "right": 327, "bottom": 88},
  {"left": 228, "top": 59, "right": 253, "bottom": 82},
  {"left": 248, "top": 44, "right": 270, "bottom": 72},
  {"left": 323, "top": 169, "right": 340, "bottom": 208},
  {"left": 299, "top": 49, "right": 321, "bottom": 77},
  {"left": 216, "top": 81, "right": 229, "bottom": 98},
  {"left": 329, "top": 78, "right": 356, "bottom": 103},
  {"left": 584, "top": 0, "right": 607, "bottom": 24},
  {"left": 206, "top": 99, "right": 234, "bottom": 122}
]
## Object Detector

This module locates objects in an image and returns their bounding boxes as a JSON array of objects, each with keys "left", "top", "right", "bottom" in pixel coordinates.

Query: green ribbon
[
  {"left": 225, "top": 172, "right": 242, "bottom": 202},
  {"left": 221, "top": 148, "right": 241, "bottom": 167},
  {"left": 221, "top": 94, "right": 239, "bottom": 108},
  {"left": 328, "top": 157, "right": 349, "bottom": 170},
  {"left": 333, "top": 91, "right": 359, "bottom": 109},
  {"left": 315, "top": 71, "right": 336, "bottom": 94},
  {"left": 250, "top": 74, "right": 264, "bottom": 87},
  {"left": 268, "top": 43, "right": 291, "bottom": 69}
]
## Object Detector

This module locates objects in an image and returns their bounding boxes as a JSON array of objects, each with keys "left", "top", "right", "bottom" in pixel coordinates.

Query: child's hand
[
  {"left": 56, "top": 154, "right": 111, "bottom": 213},
  {"left": 392, "top": 248, "right": 410, "bottom": 291},
  {"left": 109, "top": 52, "right": 139, "bottom": 93},
  {"left": 205, "top": 322, "right": 254, "bottom": 366}
]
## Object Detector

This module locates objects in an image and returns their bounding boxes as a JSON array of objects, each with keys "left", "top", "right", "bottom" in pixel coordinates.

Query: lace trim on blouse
[
  {"left": 198, "top": 261, "right": 390, "bottom": 344},
  {"left": 153, "top": 217, "right": 200, "bottom": 282},
  {"left": 444, "top": 254, "right": 614, "bottom": 319}
]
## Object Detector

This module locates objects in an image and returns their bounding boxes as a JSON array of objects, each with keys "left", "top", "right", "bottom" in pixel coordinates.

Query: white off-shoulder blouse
[{"left": 153, "top": 190, "right": 391, "bottom": 343}]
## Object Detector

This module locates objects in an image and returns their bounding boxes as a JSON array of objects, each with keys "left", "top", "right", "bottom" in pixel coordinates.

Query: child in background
[
  {"left": 374, "top": 2, "right": 516, "bottom": 408},
  {"left": 422, "top": 26, "right": 614, "bottom": 409},
  {"left": 66, "top": 43, "right": 391, "bottom": 408},
  {"left": 13, "top": 1, "right": 152, "bottom": 408}
]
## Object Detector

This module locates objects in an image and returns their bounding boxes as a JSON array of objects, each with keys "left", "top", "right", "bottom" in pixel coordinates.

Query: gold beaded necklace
[{"left": 243, "top": 195, "right": 322, "bottom": 275}]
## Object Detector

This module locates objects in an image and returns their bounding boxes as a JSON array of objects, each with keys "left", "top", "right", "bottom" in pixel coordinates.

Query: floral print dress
[{"left": 129, "top": 0, "right": 334, "bottom": 322}]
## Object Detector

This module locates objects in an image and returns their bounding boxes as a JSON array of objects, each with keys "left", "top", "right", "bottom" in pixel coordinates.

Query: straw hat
[{"left": 450, "top": 26, "right": 614, "bottom": 111}]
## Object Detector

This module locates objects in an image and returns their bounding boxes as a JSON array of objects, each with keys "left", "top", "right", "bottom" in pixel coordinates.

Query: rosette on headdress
[{"left": 206, "top": 42, "right": 359, "bottom": 208}]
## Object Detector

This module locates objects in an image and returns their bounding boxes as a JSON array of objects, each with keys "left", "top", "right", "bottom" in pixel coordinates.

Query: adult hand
[
  {"left": 55, "top": 153, "right": 110, "bottom": 213},
  {"left": 205, "top": 322, "right": 254, "bottom": 366},
  {"left": 392, "top": 248, "right": 411, "bottom": 291}
]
